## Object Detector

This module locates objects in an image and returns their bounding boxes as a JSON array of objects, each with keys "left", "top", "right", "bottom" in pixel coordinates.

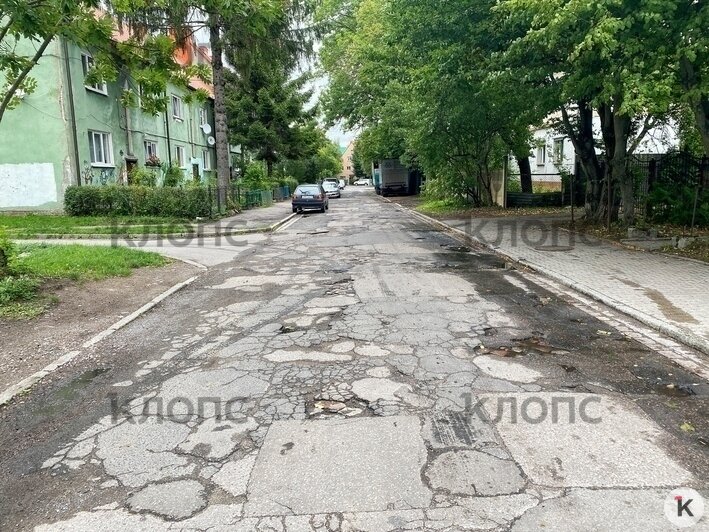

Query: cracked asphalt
[{"left": 1, "top": 188, "right": 707, "bottom": 531}]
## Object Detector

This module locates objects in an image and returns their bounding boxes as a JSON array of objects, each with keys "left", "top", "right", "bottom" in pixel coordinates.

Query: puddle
[
  {"left": 513, "top": 336, "right": 554, "bottom": 354},
  {"left": 653, "top": 383, "right": 697, "bottom": 397},
  {"left": 534, "top": 245, "right": 574, "bottom": 252},
  {"left": 56, "top": 368, "right": 111, "bottom": 401},
  {"left": 446, "top": 245, "right": 471, "bottom": 253}
]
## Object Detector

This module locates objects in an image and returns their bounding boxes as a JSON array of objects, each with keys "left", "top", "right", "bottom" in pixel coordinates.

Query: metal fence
[
  {"left": 628, "top": 152, "right": 708, "bottom": 225},
  {"left": 207, "top": 184, "right": 291, "bottom": 215}
]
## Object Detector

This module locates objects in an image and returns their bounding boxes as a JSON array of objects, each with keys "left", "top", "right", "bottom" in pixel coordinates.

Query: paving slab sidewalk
[
  {"left": 199, "top": 200, "right": 294, "bottom": 233},
  {"left": 404, "top": 207, "right": 709, "bottom": 356}
]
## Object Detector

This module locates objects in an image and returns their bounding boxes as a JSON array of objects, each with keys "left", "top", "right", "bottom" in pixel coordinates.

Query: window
[
  {"left": 81, "top": 53, "right": 107, "bottom": 94},
  {"left": 536, "top": 144, "right": 546, "bottom": 166},
  {"left": 171, "top": 95, "right": 183, "bottom": 120},
  {"left": 198, "top": 108, "right": 208, "bottom": 127},
  {"left": 553, "top": 138, "right": 564, "bottom": 164},
  {"left": 175, "top": 145, "right": 186, "bottom": 167},
  {"left": 88, "top": 130, "right": 113, "bottom": 166},
  {"left": 202, "top": 149, "right": 211, "bottom": 170},
  {"left": 144, "top": 140, "right": 158, "bottom": 159}
]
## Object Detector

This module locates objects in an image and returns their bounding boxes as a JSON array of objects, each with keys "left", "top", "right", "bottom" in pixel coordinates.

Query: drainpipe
[
  {"left": 62, "top": 37, "right": 81, "bottom": 186},
  {"left": 164, "top": 102, "right": 172, "bottom": 166},
  {"left": 123, "top": 80, "right": 134, "bottom": 157}
]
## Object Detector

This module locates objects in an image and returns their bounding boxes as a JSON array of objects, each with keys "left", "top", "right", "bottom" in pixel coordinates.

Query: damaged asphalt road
[{"left": 0, "top": 189, "right": 707, "bottom": 531}]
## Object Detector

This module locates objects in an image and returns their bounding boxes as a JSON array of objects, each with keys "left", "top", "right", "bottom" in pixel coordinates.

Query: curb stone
[
  {"left": 383, "top": 196, "right": 709, "bottom": 356},
  {"left": 11, "top": 212, "right": 298, "bottom": 240},
  {"left": 0, "top": 274, "right": 200, "bottom": 407}
]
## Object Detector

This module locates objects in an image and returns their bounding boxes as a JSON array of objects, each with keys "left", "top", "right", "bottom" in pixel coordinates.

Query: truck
[
  {"left": 373, "top": 158, "right": 423, "bottom": 196},
  {"left": 378, "top": 158, "right": 409, "bottom": 196}
]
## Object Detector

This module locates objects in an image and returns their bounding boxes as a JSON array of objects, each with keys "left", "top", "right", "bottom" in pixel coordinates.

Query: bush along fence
[
  {"left": 64, "top": 184, "right": 292, "bottom": 219},
  {"left": 207, "top": 185, "right": 292, "bottom": 215}
]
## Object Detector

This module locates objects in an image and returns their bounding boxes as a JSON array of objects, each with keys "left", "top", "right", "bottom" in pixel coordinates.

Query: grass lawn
[
  {"left": 415, "top": 198, "right": 571, "bottom": 219},
  {"left": 0, "top": 244, "right": 168, "bottom": 318},
  {"left": 0, "top": 214, "right": 195, "bottom": 236}
]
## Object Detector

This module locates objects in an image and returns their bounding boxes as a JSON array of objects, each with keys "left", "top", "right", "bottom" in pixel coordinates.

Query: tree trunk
[
  {"left": 560, "top": 101, "right": 604, "bottom": 221},
  {"left": 516, "top": 155, "right": 533, "bottom": 193},
  {"left": 209, "top": 15, "right": 230, "bottom": 203},
  {"left": 611, "top": 113, "right": 633, "bottom": 225},
  {"left": 266, "top": 158, "right": 273, "bottom": 177}
]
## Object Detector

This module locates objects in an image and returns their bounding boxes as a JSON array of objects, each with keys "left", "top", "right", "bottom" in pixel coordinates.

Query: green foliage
[
  {"left": 129, "top": 167, "right": 158, "bottom": 187},
  {"left": 507, "top": 178, "right": 522, "bottom": 193},
  {"left": 0, "top": 229, "right": 14, "bottom": 276},
  {"left": 162, "top": 164, "right": 185, "bottom": 187},
  {"left": 64, "top": 185, "right": 211, "bottom": 218},
  {"left": 648, "top": 184, "right": 709, "bottom": 227},
  {"left": 0, "top": 276, "right": 40, "bottom": 305},
  {"left": 0, "top": 1, "right": 210, "bottom": 124}
]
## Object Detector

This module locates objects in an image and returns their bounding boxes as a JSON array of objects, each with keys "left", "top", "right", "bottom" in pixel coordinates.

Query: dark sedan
[{"left": 292, "top": 184, "right": 329, "bottom": 213}]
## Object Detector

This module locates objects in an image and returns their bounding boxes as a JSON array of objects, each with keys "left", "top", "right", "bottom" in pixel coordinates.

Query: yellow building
[{"left": 340, "top": 140, "right": 356, "bottom": 182}]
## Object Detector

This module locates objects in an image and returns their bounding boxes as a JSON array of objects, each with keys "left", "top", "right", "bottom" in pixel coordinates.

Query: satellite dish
[
  {"left": 207, "top": 136, "right": 216, "bottom": 146},
  {"left": 201, "top": 123, "right": 212, "bottom": 135}
]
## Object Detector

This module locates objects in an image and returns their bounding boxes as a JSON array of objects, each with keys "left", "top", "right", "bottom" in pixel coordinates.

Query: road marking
[{"left": 275, "top": 214, "right": 302, "bottom": 233}]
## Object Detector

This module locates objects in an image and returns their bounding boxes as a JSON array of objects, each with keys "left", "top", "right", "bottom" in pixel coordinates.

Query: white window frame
[
  {"left": 171, "top": 95, "right": 184, "bottom": 121},
  {"left": 88, "top": 130, "right": 114, "bottom": 167},
  {"left": 553, "top": 137, "right": 564, "bottom": 164},
  {"left": 81, "top": 53, "right": 107, "bottom": 95},
  {"left": 175, "top": 145, "right": 186, "bottom": 167},
  {"left": 536, "top": 144, "right": 546, "bottom": 166},
  {"left": 198, "top": 107, "right": 208, "bottom": 127},
  {"left": 144, "top": 139, "right": 158, "bottom": 160},
  {"left": 202, "top": 149, "right": 211, "bottom": 170}
]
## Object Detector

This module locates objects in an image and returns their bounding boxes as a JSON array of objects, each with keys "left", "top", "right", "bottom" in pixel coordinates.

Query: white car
[
  {"left": 322, "top": 181, "right": 341, "bottom": 198},
  {"left": 353, "top": 178, "right": 371, "bottom": 186}
]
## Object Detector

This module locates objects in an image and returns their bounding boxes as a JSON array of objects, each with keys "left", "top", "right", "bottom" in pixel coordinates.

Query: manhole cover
[{"left": 534, "top": 245, "right": 574, "bottom": 252}]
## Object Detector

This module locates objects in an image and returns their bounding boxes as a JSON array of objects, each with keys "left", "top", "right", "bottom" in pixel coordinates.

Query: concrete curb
[
  {"left": 0, "top": 275, "right": 200, "bottom": 407},
  {"left": 386, "top": 197, "right": 709, "bottom": 356},
  {"left": 12, "top": 212, "right": 298, "bottom": 241}
]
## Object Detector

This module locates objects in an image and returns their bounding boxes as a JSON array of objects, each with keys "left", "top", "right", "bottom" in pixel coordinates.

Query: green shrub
[
  {"left": 129, "top": 167, "right": 158, "bottom": 187},
  {"left": 64, "top": 185, "right": 212, "bottom": 218},
  {"left": 0, "top": 229, "right": 13, "bottom": 276},
  {"left": 507, "top": 178, "right": 522, "bottom": 193},
  {"left": 278, "top": 176, "right": 299, "bottom": 194},
  {"left": 162, "top": 164, "right": 184, "bottom": 187},
  {"left": 648, "top": 183, "right": 709, "bottom": 226},
  {"left": 0, "top": 275, "right": 39, "bottom": 305}
]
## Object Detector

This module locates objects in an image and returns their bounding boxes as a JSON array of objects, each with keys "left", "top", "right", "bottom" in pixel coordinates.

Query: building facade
[
  {"left": 0, "top": 37, "right": 217, "bottom": 211},
  {"left": 340, "top": 140, "right": 356, "bottom": 182},
  {"left": 513, "top": 113, "right": 680, "bottom": 190}
]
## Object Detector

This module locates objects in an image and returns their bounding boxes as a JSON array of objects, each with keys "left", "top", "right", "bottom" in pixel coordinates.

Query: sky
[{"left": 302, "top": 48, "right": 357, "bottom": 149}]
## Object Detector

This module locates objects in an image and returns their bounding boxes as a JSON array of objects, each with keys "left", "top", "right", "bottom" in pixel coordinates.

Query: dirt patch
[{"left": 0, "top": 261, "right": 199, "bottom": 392}]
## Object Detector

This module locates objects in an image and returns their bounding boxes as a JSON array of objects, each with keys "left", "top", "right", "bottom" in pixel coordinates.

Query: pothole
[{"left": 307, "top": 398, "right": 372, "bottom": 418}]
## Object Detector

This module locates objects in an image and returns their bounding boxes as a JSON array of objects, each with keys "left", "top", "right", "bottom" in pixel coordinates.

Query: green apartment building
[{"left": 0, "top": 37, "right": 218, "bottom": 211}]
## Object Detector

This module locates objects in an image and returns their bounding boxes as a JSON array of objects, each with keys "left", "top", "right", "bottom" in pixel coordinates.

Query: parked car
[
  {"left": 323, "top": 178, "right": 339, "bottom": 187},
  {"left": 338, "top": 179, "right": 346, "bottom": 189},
  {"left": 292, "top": 184, "right": 329, "bottom": 213},
  {"left": 323, "top": 180, "right": 341, "bottom": 198},
  {"left": 354, "top": 178, "right": 372, "bottom": 186}
]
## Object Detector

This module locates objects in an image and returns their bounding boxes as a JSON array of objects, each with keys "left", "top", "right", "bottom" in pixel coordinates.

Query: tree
[
  {"left": 0, "top": 1, "right": 205, "bottom": 124},
  {"left": 0, "top": 1, "right": 112, "bottom": 123},
  {"left": 498, "top": 0, "right": 678, "bottom": 224},
  {"left": 226, "top": 64, "right": 315, "bottom": 177}
]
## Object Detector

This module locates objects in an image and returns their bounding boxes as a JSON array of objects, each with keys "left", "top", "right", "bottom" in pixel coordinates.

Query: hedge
[{"left": 64, "top": 185, "right": 212, "bottom": 218}]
